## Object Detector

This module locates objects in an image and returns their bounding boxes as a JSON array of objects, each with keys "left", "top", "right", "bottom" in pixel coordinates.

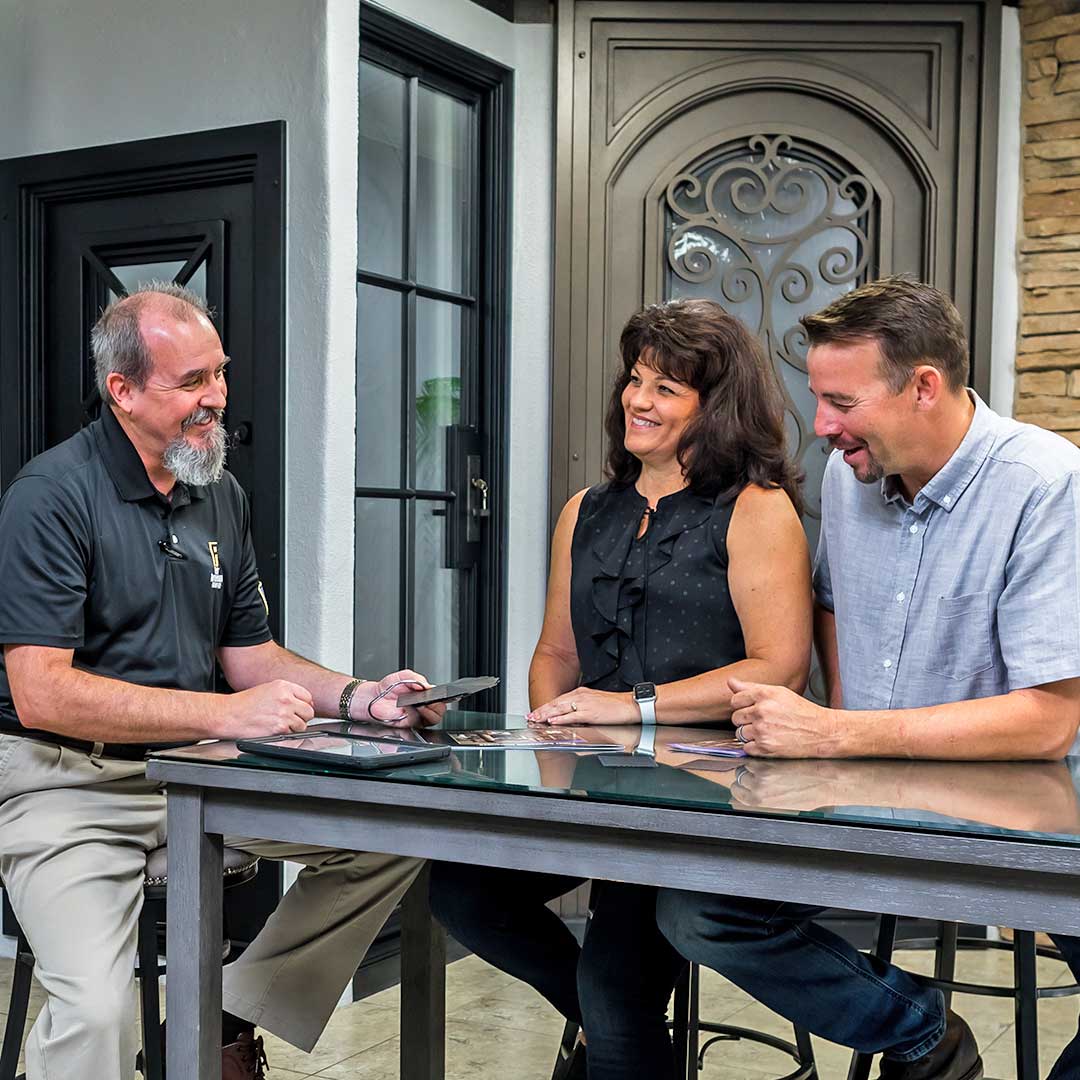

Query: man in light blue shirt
[{"left": 657, "top": 277, "right": 1080, "bottom": 1080}]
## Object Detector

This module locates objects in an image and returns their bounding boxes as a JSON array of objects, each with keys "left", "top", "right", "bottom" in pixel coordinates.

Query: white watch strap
[
  {"left": 636, "top": 695, "right": 657, "bottom": 726},
  {"left": 636, "top": 723, "right": 656, "bottom": 756}
]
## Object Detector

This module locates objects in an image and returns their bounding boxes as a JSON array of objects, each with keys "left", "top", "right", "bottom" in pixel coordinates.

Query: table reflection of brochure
[
  {"left": 668, "top": 737, "right": 746, "bottom": 758},
  {"left": 446, "top": 728, "right": 621, "bottom": 751},
  {"left": 329, "top": 721, "right": 623, "bottom": 752}
]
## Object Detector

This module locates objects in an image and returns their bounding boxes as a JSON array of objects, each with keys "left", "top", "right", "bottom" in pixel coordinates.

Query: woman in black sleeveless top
[{"left": 431, "top": 300, "right": 812, "bottom": 1080}]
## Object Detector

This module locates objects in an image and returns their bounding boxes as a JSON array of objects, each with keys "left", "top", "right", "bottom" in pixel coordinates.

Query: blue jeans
[
  {"left": 1048, "top": 934, "right": 1080, "bottom": 1080},
  {"left": 656, "top": 890, "right": 946, "bottom": 1061},
  {"left": 429, "top": 863, "right": 687, "bottom": 1080}
]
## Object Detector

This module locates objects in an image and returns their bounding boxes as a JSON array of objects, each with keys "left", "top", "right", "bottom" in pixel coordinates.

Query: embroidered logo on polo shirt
[{"left": 207, "top": 541, "right": 224, "bottom": 590}]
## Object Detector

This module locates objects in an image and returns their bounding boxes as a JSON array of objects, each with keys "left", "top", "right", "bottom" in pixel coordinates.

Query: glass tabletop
[{"left": 150, "top": 711, "right": 1080, "bottom": 847}]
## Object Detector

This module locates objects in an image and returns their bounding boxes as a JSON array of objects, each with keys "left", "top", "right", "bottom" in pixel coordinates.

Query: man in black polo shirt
[{"left": 0, "top": 285, "right": 444, "bottom": 1080}]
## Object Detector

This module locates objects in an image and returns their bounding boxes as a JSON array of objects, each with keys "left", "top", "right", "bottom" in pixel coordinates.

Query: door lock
[{"left": 470, "top": 476, "right": 490, "bottom": 519}]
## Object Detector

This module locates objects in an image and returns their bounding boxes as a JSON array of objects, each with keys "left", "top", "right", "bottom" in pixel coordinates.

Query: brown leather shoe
[
  {"left": 877, "top": 1010, "right": 983, "bottom": 1080},
  {"left": 221, "top": 1032, "right": 269, "bottom": 1080}
]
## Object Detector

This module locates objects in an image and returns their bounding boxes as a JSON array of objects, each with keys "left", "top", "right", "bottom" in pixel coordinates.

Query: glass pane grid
[{"left": 356, "top": 44, "right": 483, "bottom": 680}]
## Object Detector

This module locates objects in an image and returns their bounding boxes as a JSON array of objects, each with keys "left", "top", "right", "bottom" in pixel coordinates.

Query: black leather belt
[{"left": 17, "top": 731, "right": 150, "bottom": 762}]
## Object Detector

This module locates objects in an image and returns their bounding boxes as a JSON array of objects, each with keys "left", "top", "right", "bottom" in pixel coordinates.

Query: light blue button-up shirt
[{"left": 814, "top": 393, "right": 1080, "bottom": 719}]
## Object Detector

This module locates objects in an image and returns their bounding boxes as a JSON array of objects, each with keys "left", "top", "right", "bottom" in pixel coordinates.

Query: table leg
[
  {"left": 400, "top": 865, "right": 446, "bottom": 1080},
  {"left": 166, "top": 785, "right": 224, "bottom": 1080}
]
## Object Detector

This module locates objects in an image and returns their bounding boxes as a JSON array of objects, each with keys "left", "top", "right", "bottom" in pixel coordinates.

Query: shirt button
[
  {"left": 943, "top": 495, "right": 952, "bottom": 506},
  {"left": 883, "top": 659, "right": 893, "bottom": 669},
  {"left": 909, "top": 524, "right": 919, "bottom": 535},
  {"left": 896, "top": 592, "right": 905, "bottom": 603}
]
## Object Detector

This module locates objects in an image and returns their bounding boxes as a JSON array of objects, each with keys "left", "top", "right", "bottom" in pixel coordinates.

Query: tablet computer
[
  {"left": 395, "top": 675, "right": 500, "bottom": 707},
  {"left": 236, "top": 731, "right": 451, "bottom": 771}
]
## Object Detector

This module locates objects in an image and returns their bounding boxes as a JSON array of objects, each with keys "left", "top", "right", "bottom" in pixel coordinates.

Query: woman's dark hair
[{"left": 605, "top": 298, "right": 803, "bottom": 514}]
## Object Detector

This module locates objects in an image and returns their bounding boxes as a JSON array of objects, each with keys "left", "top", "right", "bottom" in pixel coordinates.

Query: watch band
[
  {"left": 636, "top": 696, "right": 657, "bottom": 725},
  {"left": 338, "top": 678, "right": 363, "bottom": 720}
]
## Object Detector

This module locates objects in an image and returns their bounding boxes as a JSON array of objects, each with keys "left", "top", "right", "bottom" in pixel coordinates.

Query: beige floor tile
[
  {"left": 259, "top": 1003, "right": 398, "bottom": 1075},
  {"left": 447, "top": 980, "right": 566, "bottom": 1039},
  {"left": 315, "top": 1018, "right": 560, "bottom": 1079}
]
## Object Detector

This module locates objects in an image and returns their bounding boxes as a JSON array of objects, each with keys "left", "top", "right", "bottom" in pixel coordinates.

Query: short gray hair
[{"left": 91, "top": 282, "right": 213, "bottom": 404}]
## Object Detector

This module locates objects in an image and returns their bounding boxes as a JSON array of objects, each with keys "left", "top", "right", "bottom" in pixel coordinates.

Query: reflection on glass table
[{"left": 150, "top": 713, "right": 1080, "bottom": 847}]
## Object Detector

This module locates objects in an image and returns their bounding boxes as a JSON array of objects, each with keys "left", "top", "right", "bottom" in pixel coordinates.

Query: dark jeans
[
  {"left": 655, "top": 890, "right": 946, "bottom": 1062},
  {"left": 1047, "top": 934, "right": 1080, "bottom": 1080},
  {"left": 429, "top": 862, "right": 687, "bottom": 1080}
]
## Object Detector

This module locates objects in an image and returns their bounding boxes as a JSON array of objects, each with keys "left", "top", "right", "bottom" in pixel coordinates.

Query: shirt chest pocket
[{"left": 924, "top": 591, "right": 994, "bottom": 681}]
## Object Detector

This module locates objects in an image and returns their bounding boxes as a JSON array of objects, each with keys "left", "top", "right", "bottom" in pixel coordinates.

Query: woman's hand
[
  {"left": 527, "top": 687, "right": 638, "bottom": 726},
  {"left": 362, "top": 669, "right": 446, "bottom": 728}
]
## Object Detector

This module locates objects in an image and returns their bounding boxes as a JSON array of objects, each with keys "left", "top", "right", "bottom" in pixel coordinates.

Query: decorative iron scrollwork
[{"left": 664, "top": 133, "right": 879, "bottom": 524}]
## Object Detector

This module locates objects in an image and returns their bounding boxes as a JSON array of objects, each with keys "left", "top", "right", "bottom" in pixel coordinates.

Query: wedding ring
[
  {"left": 570, "top": 702, "right": 578, "bottom": 712},
  {"left": 736, "top": 726, "right": 749, "bottom": 743}
]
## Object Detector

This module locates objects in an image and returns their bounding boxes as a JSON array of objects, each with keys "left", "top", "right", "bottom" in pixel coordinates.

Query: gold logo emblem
[{"left": 207, "top": 541, "right": 223, "bottom": 590}]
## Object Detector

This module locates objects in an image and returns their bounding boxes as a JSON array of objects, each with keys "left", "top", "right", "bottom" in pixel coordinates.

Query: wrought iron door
[{"left": 551, "top": 0, "right": 1001, "bottom": 538}]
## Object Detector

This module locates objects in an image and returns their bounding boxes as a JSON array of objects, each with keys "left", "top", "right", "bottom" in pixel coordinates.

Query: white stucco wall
[
  {"left": 0, "top": 0, "right": 360, "bottom": 673},
  {"left": 990, "top": 5, "right": 1021, "bottom": 418},
  {"left": 367, "top": 0, "right": 554, "bottom": 713}
]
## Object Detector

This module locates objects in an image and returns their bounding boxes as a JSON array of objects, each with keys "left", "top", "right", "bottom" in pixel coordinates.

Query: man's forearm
[
  {"left": 834, "top": 688, "right": 1078, "bottom": 760},
  {"left": 220, "top": 641, "right": 360, "bottom": 718},
  {"left": 9, "top": 656, "right": 224, "bottom": 744}
]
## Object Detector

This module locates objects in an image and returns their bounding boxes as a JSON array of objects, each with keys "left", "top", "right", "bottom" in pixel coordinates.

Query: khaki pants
[{"left": 0, "top": 735, "right": 421, "bottom": 1080}]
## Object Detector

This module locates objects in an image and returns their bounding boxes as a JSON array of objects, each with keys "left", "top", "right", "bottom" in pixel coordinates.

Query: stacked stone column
[{"left": 1019, "top": 0, "right": 1080, "bottom": 444}]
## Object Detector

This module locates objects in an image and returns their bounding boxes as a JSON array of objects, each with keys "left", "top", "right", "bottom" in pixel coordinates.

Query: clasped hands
[{"left": 527, "top": 678, "right": 843, "bottom": 758}]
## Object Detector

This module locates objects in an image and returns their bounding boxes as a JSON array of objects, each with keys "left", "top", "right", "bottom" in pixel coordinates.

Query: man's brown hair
[{"left": 799, "top": 275, "right": 969, "bottom": 393}]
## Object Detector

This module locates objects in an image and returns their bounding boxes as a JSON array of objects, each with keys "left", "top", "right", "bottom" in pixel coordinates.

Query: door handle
[{"left": 446, "top": 424, "right": 484, "bottom": 569}]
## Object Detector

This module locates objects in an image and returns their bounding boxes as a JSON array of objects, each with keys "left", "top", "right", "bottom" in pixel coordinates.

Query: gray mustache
[{"left": 181, "top": 407, "right": 224, "bottom": 431}]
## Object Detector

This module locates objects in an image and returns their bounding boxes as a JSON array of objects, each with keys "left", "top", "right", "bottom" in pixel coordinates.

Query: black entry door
[
  {"left": 0, "top": 121, "right": 285, "bottom": 945},
  {"left": 0, "top": 121, "right": 285, "bottom": 639}
]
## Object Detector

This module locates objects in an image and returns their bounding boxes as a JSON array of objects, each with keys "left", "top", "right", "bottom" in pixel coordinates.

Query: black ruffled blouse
[{"left": 569, "top": 482, "right": 747, "bottom": 691}]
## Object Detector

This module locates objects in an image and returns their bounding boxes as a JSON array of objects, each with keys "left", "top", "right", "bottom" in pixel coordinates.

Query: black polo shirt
[{"left": 0, "top": 405, "right": 272, "bottom": 752}]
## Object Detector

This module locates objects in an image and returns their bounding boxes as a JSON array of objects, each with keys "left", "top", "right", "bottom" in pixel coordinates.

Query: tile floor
[{"left": 1, "top": 944, "right": 1077, "bottom": 1078}]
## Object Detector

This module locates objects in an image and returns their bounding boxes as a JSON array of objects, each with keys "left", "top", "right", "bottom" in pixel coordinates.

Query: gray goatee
[{"left": 162, "top": 407, "right": 227, "bottom": 486}]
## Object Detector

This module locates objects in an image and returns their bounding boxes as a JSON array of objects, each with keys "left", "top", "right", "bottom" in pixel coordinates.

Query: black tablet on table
[{"left": 236, "top": 731, "right": 451, "bottom": 771}]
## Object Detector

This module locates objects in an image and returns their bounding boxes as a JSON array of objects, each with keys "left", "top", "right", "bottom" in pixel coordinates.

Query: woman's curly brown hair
[{"left": 605, "top": 298, "right": 804, "bottom": 514}]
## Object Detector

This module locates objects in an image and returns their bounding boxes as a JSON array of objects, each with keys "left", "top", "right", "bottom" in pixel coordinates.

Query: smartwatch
[{"left": 633, "top": 682, "right": 657, "bottom": 725}]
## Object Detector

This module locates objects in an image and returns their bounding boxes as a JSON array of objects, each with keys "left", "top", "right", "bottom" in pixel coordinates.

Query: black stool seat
[{"left": 1, "top": 844, "right": 259, "bottom": 1080}]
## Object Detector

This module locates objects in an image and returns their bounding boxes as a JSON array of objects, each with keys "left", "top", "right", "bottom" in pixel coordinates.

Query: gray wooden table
[{"left": 145, "top": 753, "right": 1080, "bottom": 1080}]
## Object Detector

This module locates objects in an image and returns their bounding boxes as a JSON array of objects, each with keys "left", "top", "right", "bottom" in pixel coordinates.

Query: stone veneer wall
[{"left": 1018, "top": 0, "right": 1080, "bottom": 444}]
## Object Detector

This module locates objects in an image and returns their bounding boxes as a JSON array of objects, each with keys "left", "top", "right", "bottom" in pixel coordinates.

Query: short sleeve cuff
[
  {"left": 1007, "top": 664, "right": 1080, "bottom": 692},
  {"left": 218, "top": 629, "right": 274, "bottom": 650}
]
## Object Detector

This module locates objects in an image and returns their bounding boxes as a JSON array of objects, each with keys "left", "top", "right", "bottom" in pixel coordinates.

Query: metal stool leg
[
  {"left": 934, "top": 922, "right": 959, "bottom": 1012},
  {"left": 672, "top": 965, "right": 690, "bottom": 1078},
  {"left": 1013, "top": 930, "right": 1039, "bottom": 1080},
  {"left": 1, "top": 926, "right": 33, "bottom": 1080},
  {"left": 847, "top": 914, "right": 898, "bottom": 1080},
  {"left": 136, "top": 899, "right": 165, "bottom": 1080},
  {"left": 794, "top": 1026, "right": 817, "bottom": 1079}
]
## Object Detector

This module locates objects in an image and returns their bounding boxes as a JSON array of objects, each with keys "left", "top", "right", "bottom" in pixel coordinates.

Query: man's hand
[
  {"left": 730, "top": 678, "right": 845, "bottom": 758},
  {"left": 219, "top": 680, "right": 315, "bottom": 739},
  {"left": 728, "top": 759, "right": 850, "bottom": 809},
  {"left": 526, "top": 687, "right": 636, "bottom": 726},
  {"left": 363, "top": 669, "right": 447, "bottom": 728}
]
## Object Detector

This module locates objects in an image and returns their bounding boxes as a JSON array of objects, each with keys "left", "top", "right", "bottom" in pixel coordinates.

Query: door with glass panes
[{"left": 355, "top": 14, "right": 509, "bottom": 706}]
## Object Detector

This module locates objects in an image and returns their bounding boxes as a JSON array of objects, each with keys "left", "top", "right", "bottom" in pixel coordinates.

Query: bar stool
[
  {"left": 684, "top": 963, "right": 817, "bottom": 1079},
  {"left": 846, "top": 916, "right": 1080, "bottom": 1080},
  {"left": 551, "top": 963, "right": 817, "bottom": 1080},
  {"left": 0, "top": 844, "right": 259, "bottom": 1080}
]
